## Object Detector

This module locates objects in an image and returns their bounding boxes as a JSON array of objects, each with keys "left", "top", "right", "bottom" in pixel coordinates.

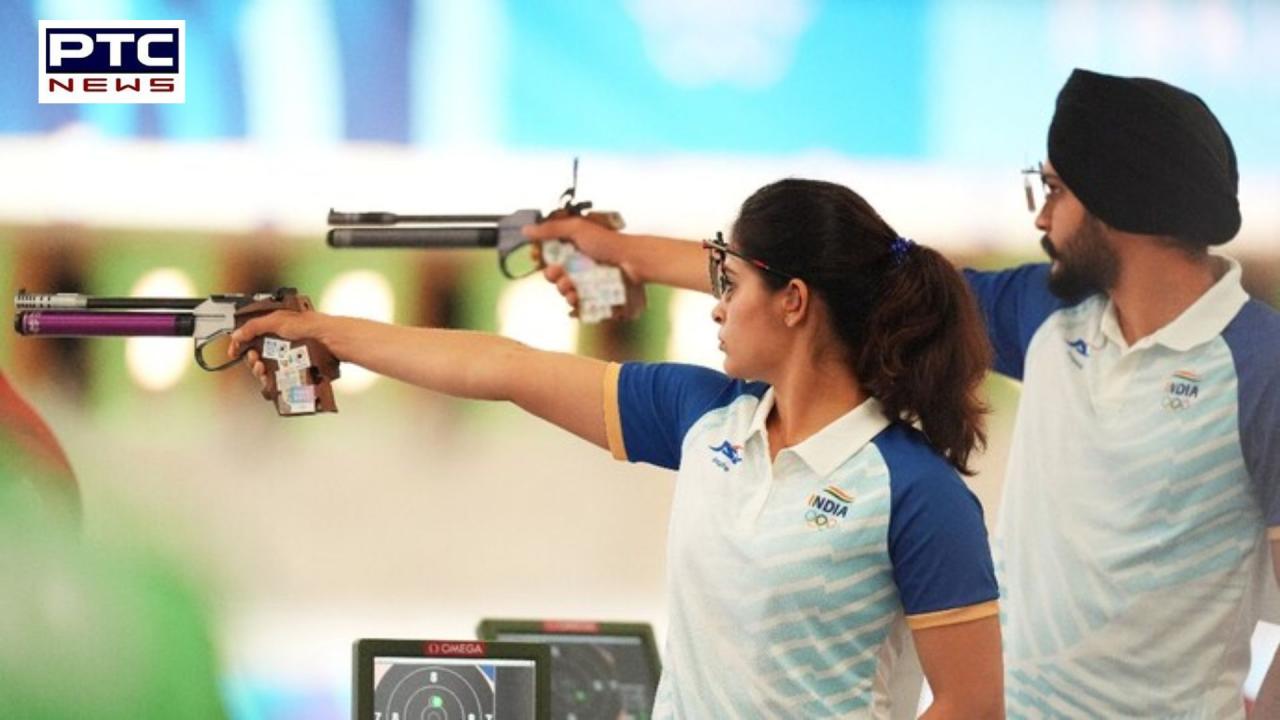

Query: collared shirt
[
  {"left": 602, "top": 363, "right": 998, "bottom": 719},
  {"left": 966, "top": 257, "right": 1280, "bottom": 718}
]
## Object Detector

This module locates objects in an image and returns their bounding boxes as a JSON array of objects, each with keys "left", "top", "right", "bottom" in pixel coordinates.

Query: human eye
[{"left": 721, "top": 275, "right": 736, "bottom": 297}]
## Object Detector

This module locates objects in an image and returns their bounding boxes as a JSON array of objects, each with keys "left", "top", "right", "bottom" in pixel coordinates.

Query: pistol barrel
[
  {"left": 16, "top": 293, "right": 203, "bottom": 311},
  {"left": 327, "top": 210, "right": 503, "bottom": 225},
  {"left": 327, "top": 226, "right": 500, "bottom": 249}
]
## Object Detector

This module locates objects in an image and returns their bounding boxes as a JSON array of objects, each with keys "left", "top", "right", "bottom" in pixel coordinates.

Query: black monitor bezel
[{"left": 353, "top": 638, "right": 552, "bottom": 720}]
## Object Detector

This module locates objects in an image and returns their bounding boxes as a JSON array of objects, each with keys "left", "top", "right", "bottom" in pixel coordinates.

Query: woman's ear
[{"left": 782, "top": 279, "right": 809, "bottom": 327}]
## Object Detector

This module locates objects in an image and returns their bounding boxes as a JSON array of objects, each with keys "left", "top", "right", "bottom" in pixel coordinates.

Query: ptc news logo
[{"left": 38, "top": 20, "right": 185, "bottom": 104}]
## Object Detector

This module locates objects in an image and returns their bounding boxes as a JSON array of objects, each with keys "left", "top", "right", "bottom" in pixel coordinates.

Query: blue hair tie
[{"left": 889, "top": 236, "right": 916, "bottom": 265}]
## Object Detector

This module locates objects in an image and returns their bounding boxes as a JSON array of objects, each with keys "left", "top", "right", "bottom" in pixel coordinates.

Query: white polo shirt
[
  {"left": 602, "top": 363, "right": 999, "bottom": 718},
  {"left": 966, "top": 257, "right": 1280, "bottom": 718}
]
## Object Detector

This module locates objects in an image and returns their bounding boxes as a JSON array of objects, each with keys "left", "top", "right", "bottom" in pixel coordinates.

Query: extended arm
[
  {"left": 230, "top": 312, "right": 611, "bottom": 449},
  {"left": 523, "top": 217, "right": 710, "bottom": 312}
]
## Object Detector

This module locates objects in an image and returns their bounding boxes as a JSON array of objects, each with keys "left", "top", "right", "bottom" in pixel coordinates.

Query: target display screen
[
  {"left": 354, "top": 639, "right": 551, "bottom": 720},
  {"left": 372, "top": 657, "right": 535, "bottom": 720},
  {"left": 477, "top": 621, "right": 661, "bottom": 720}
]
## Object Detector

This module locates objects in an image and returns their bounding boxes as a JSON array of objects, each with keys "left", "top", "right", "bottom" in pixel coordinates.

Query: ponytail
[{"left": 855, "top": 244, "right": 991, "bottom": 474}]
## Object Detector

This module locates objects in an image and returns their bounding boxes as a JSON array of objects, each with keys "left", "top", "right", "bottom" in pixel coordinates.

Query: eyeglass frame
[
  {"left": 1021, "top": 161, "right": 1071, "bottom": 214},
  {"left": 701, "top": 231, "right": 799, "bottom": 299},
  {"left": 1021, "top": 162, "right": 1049, "bottom": 213}
]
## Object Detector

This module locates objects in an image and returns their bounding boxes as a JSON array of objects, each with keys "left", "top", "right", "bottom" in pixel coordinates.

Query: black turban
[{"left": 1048, "top": 68, "right": 1240, "bottom": 245}]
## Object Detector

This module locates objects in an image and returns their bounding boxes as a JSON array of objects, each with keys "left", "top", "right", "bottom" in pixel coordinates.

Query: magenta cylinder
[{"left": 17, "top": 311, "right": 189, "bottom": 336}]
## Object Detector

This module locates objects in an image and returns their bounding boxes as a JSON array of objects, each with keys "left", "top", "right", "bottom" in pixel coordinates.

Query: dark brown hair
[{"left": 733, "top": 178, "right": 991, "bottom": 474}]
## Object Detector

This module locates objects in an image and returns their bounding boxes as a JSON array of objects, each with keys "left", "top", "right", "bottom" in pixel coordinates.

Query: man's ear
[{"left": 782, "top": 279, "right": 810, "bottom": 327}]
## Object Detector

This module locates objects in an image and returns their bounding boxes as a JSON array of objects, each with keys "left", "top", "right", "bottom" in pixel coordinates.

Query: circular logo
[{"left": 804, "top": 509, "right": 837, "bottom": 530}]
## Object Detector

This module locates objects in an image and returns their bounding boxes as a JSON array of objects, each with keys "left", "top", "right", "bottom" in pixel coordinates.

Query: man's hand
[
  {"left": 523, "top": 217, "right": 647, "bottom": 321},
  {"left": 523, "top": 216, "right": 623, "bottom": 266}
]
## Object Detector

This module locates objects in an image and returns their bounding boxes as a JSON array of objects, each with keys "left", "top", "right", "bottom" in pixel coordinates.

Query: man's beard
[{"left": 1042, "top": 217, "right": 1119, "bottom": 301}]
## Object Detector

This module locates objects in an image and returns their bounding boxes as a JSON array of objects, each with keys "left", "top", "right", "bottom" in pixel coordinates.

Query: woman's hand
[{"left": 227, "top": 309, "right": 328, "bottom": 389}]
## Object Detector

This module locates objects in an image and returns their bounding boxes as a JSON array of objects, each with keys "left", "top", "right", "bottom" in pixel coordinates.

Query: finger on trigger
[
  {"left": 233, "top": 313, "right": 277, "bottom": 344},
  {"left": 522, "top": 217, "right": 572, "bottom": 240}
]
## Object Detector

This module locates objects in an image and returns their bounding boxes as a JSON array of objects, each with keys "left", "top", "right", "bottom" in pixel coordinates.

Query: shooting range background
[{"left": 1, "top": 1, "right": 1279, "bottom": 717}]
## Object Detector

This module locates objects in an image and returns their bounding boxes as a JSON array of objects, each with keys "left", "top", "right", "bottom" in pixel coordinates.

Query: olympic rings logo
[
  {"left": 1163, "top": 375, "right": 1200, "bottom": 412},
  {"left": 804, "top": 509, "right": 837, "bottom": 530}
]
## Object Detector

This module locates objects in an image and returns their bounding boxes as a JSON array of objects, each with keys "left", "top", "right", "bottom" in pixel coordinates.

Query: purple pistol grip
[{"left": 19, "top": 311, "right": 187, "bottom": 336}]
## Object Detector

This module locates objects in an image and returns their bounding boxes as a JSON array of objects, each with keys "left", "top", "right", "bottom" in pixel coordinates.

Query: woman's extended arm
[{"left": 230, "top": 312, "right": 612, "bottom": 448}]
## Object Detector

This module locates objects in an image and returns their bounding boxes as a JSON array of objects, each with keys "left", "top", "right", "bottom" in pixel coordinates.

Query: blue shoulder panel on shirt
[
  {"left": 963, "top": 264, "right": 1074, "bottom": 380},
  {"left": 876, "top": 424, "right": 998, "bottom": 615},
  {"left": 1222, "top": 299, "right": 1280, "bottom": 526},
  {"left": 617, "top": 363, "right": 766, "bottom": 470}
]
